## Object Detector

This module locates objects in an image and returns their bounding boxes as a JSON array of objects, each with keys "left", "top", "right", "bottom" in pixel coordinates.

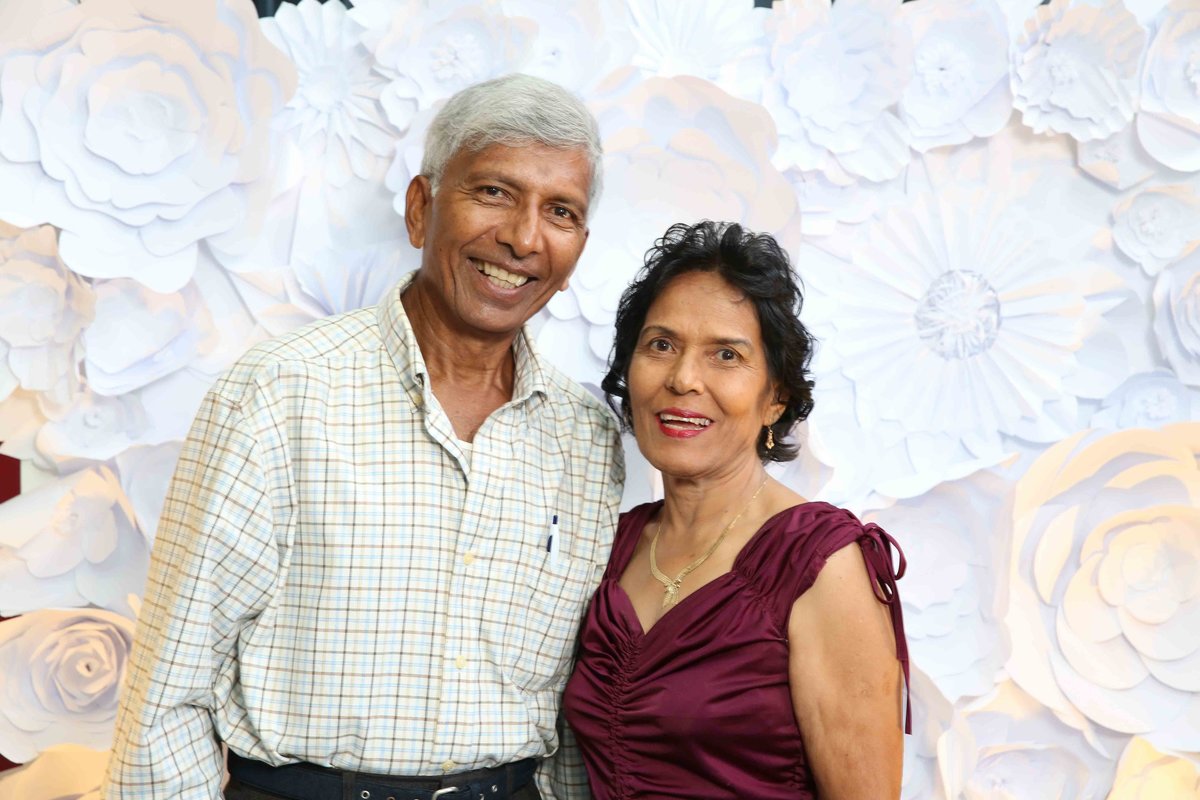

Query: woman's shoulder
[{"left": 740, "top": 501, "right": 874, "bottom": 581}]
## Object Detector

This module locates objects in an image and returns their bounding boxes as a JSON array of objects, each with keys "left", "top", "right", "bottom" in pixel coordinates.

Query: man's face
[{"left": 404, "top": 141, "right": 592, "bottom": 340}]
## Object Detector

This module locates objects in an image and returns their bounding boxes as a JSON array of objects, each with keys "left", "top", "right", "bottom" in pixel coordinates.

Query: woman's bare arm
[{"left": 787, "top": 545, "right": 904, "bottom": 799}]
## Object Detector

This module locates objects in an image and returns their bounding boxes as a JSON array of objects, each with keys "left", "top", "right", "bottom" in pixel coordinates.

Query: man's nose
[{"left": 497, "top": 203, "right": 542, "bottom": 258}]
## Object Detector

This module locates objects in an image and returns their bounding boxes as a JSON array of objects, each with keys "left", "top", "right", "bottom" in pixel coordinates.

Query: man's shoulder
[
  {"left": 537, "top": 359, "right": 618, "bottom": 434},
  {"left": 214, "top": 307, "right": 383, "bottom": 400}
]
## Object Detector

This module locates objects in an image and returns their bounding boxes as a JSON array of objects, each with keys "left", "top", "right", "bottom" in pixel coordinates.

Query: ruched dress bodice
[{"left": 563, "top": 501, "right": 910, "bottom": 800}]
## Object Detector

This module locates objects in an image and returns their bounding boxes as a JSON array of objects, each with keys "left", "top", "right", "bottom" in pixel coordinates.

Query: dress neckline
[{"left": 610, "top": 500, "right": 829, "bottom": 637}]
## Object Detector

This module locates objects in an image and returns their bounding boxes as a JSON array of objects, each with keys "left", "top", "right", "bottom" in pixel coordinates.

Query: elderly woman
[{"left": 563, "top": 221, "right": 910, "bottom": 799}]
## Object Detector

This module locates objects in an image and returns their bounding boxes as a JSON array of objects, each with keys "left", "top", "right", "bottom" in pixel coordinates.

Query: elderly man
[{"left": 104, "top": 74, "right": 622, "bottom": 800}]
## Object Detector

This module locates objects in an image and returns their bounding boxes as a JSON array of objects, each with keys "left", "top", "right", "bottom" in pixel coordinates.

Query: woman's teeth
[
  {"left": 659, "top": 413, "right": 711, "bottom": 427},
  {"left": 477, "top": 261, "right": 529, "bottom": 288}
]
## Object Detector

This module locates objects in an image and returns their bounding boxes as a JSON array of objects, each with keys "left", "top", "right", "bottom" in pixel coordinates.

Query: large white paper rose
[
  {"left": 262, "top": 0, "right": 397, "bottom": 187},
  {"left": 1107, "top": 737, "right": 1200, "bottom": 799},
  {"left": 961, "top": 681, "right": 1124, "bottom": 798},
  {"left": 0, "top": 0, "right": 297, "bottom": 292},
  {"left": 867, "top": 472, "right": 1010, "bottom": 701},
  {"left": 0, "top": 465, "right": 145, "bottom": 616},
  {"left": 0, "top": 743, "right": 107, "bottom": 797},
  {"left": 0, "top": 223, "right": 93, "bottom": 404},
  {"left": 0, "top": 608, "right": 134, "bottom": 762},
  {"left": 1011, "top": 0, "right": 1146, "bottom": 142},
  {"left": 1007, "top": 424, "right": 1200, "bottom": 752},
  {"left": 1154, "top": 253, "right": 1200, "bottom": 385},
  {"left": 761, "top": 0, "right": 912, "bottom": 183},
  {"left": 1092, "top": 370, "right": 1200, "bottom": 429},
  {"left": 534, "top": 76, "right": 797, "bottom": 387},
  {"left": 371, "top": 0, "right": 534, "bottom": 132},
  {"left": 899, "top": 0, "right": 1012, "bottom": 152},
  {"left": 1137, "top": 0, "right": 1200, "bottom": 172},
  {"left": 1112, "top": 184, "right": 1200, "bottom": 275}
]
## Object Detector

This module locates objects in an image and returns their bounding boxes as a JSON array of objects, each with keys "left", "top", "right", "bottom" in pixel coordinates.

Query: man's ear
[{"left": 405, "top": 176, "right": 433, "bottom": 249}]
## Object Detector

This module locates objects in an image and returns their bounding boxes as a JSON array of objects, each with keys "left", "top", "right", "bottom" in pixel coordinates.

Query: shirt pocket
[{"left": 506, "top": 551, "right": 597, "bottom": 694}]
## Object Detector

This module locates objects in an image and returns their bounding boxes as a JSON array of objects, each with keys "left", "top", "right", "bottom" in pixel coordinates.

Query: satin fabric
[{"left": 563, "top": 502, "right": 910, "bottom": 800}]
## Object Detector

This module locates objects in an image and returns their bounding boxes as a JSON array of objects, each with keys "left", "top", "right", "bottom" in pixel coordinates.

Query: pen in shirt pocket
[{"left": 546, "top": 514, "right": 564, "bottom": 564}]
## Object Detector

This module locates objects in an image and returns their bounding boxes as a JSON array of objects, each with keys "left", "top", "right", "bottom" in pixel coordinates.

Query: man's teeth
[
  {"left": 659, "top": 414, "right": 711, "bottom": 427},
  {"left": 477, "top": 261, "right": 529, "bottom": 288}
]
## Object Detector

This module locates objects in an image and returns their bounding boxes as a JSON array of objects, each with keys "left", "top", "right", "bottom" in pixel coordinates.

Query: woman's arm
[{"left": 787, "top": 544, "right": 904, "bottom": 799}]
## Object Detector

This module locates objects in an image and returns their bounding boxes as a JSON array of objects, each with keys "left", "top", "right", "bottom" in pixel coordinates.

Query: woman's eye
[
  {"left": 649, "top": 339, "right": 671, "bottom": 352},
  {"left": 717, "top": 348, "right": 737, "bottom": 361}
]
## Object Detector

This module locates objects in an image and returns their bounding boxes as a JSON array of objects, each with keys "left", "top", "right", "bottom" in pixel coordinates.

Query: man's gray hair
[{"left": 420, "top": 74, "right": 603, "bottom": 208}]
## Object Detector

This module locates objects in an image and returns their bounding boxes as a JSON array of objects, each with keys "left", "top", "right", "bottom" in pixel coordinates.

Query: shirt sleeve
[
  {"left": 102, "top": 384, "right": 281, "bottom": 799},
  {"left": 533, "top": 713, "right": 592, "bottom": 800}
]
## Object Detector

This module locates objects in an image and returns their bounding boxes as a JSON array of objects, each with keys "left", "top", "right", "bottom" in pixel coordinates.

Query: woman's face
[{"left": 627, "top": 270, "right": 785, "bottom": 484}]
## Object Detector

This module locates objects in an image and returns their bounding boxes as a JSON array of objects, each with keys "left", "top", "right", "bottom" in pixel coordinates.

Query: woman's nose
[{"left": 665, "top": 353, "right": 702, "bottom": 394}]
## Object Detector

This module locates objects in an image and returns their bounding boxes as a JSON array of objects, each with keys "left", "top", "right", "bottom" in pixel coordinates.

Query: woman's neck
[{"left": 657, "top": 465, "right": 772, "bottom": 545}]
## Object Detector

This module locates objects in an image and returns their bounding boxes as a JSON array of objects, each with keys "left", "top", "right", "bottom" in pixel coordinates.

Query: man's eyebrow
[{"left": 462, "top": 170, "right": 588, "bottom": 213}]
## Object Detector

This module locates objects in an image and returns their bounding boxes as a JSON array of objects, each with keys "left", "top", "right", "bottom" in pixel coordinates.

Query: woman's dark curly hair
[{"left": 601, "top": 220, "right": 816, "bottom": 463}]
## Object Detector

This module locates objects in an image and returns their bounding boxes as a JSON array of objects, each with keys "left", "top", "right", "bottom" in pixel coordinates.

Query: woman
[{"left": 563, "top": 221, "right": 910, "bottom": 799}]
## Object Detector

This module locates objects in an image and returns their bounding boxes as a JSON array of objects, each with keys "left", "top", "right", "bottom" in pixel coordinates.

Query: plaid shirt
[{"left": 103, "top": 273, "right": 624, "bottom": 800}]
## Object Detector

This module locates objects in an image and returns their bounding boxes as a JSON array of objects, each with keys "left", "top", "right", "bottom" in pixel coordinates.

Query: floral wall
[{"left": 0, "top": 0, "right": 1198, "bottom": 796}]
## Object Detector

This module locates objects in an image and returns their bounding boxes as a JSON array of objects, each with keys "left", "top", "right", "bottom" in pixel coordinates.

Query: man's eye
[
  {"left": 481, "top": 186, "right": 504, "bottom": 197},
  {"left": 551, "top": 205, "right": 576, "bottom": 220}
]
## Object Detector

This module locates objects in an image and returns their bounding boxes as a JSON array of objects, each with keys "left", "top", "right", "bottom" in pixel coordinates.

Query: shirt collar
[{"left": 378, "top": 271, "right": 549, "bottom": 404}]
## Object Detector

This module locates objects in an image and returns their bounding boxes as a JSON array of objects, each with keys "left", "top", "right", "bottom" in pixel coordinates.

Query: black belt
[{"left": 227, "top": 751, "right": 537, "bottom": 800}]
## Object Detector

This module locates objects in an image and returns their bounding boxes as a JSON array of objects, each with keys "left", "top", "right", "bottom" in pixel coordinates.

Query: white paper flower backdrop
[{"left": 1, "top": 0, "right": 1199, "bottom": 793}]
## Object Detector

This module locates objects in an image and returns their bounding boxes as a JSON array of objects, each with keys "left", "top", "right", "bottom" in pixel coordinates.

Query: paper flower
[
  {"left": 803, "top": 172, "right": 1126, "bottom": 504},
  {"left": 1137, "top": 0, "right": 1200, "bottom": 172},
  {"left": 761, "top": 0, "right": 912, "bottom": 183},
  {"left": 0, "top": 743, "right": 107, "bottom": 796},
  {"left": 1112, "top": 184, "right": 1200, "bottom": 275},
  {"left": 498, "top": 0, "right": 631, "bottom": 94},
  {"left": 33, "top": 390, "right": 149, "bottom": 472},
  {"left": 898, "top": 0, "right": 1013, "bottom": 152},
  {"left": 1092, "top": 370, "right": 1200, "bottom": 429},
  {"left": 901, "top": 668, "right": 976, "bottom": 800},
  {"left": 371, "top": 0, "right": 535, "bottom": 132},
  {"left": 961, "top": 681, "right": 1125, "bottom": 798},
  {"left": 622, "top": 0, "right": 769, "bottom": 98},
  {"left": 0, "top": 223, "right": 93, "bottom": 404},
  {"left": 82, "top": 279, "right": 215, "bottom": 397},
  {"left": 1107, "top": 737, "right": 1200, "bottom": 799},
  {"left": 114, "top": 442, "right": 181, "bottom": 544},
  {"left": 534, "top": 76, "right": 796, "bottom": 387},
  {"left": 1011, "top": 0, "right": 1146, "bottom": 141},
  {"left": 1076, "top": 126, "right": 1163, "bottom": 190},
  {"left": 0, "top": 608, "right": 134, "bottom": 762},
  {"left": 261, "top": 0, "right": 398, "bottom": 187},
  {"left": 1007, "top": 425, "right": 1200, "bottom": 752},
  {"left": 867, "top": 472, "right": 1010, "bottom": 702},
  {"left": 0, "top": 0, "right": 297, "bottom": 292},
  {"left": 1154, "top": 254, "right": 1200, "bottom": 386},
  {"left": 0, "top": 466, "right": 145, "bottom": 616}
]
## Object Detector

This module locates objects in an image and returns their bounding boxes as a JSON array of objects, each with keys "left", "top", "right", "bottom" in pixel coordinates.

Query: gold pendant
[{"left": 662, "top": 582, "right": 680, "bottom": 609}]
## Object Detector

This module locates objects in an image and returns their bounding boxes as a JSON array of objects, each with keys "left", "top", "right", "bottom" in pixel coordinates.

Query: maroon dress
[{"left": 563, "top": 501, "right": 910, "bottom": 799}]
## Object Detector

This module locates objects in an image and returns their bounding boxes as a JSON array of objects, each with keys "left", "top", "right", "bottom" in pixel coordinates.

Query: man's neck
[{"left": 400, "top": 282, "right": 519, "bottom": 441}]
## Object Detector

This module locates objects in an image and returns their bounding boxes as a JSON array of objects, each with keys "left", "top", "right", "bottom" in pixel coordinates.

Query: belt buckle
[{"left": 431, "top": 787, "right": 467, "bottom": 800}]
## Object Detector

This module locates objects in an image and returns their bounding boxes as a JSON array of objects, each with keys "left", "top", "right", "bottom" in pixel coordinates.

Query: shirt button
[
  {"left": 463, "top": 552, "right": 475, "bottom": 565},
  {"left": 455, "top": 655, "right": 467, "bottom": 669},
  {"left": 441, "top": 759, "right": 456, "bottom": 772}
]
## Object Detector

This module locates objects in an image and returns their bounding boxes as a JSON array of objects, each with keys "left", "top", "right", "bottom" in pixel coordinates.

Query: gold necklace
[{"left": 649, "top": 476, "right": 769, "bottom": 609}]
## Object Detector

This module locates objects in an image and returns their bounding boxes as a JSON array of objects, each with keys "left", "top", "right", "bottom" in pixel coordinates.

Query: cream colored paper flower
[
  {"left": 0, "top": 608, "right": 134, "bottom": 762},
  {"left": 0, "top": 0, "right": 296, "bottom": 291},
  {"left": 1107, "top": 737, "right": 1200, "bottom": 799},
  {"left": 0, "top": 743, "right": 107, "bottom": 798},
  {"left": 1007, "top": 425, "right": 1200, "bottom": 751}
]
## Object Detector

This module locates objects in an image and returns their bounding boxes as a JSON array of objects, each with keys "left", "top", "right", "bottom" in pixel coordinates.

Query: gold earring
[{"left": 765, "top": 427, "right": 775, "bottom": 450}]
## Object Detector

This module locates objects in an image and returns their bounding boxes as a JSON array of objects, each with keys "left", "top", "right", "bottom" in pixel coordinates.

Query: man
[{"left": 104, "top": 74, "right": 623, "bottom": 800}]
